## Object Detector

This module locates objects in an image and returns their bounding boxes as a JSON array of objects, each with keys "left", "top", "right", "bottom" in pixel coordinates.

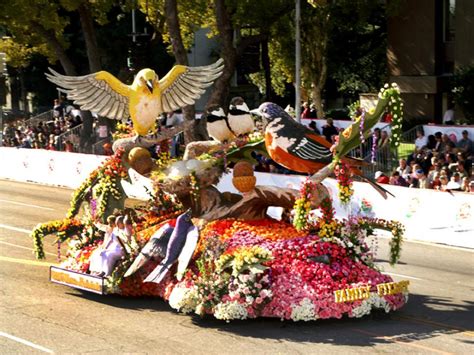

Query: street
[{"left": 0, "top": 179, "right": 473, "bottom": 354}]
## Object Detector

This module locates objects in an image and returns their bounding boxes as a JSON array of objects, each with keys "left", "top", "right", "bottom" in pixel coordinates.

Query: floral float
[{"left": 33, "top": 84, "right": 409, "bottom": 322}]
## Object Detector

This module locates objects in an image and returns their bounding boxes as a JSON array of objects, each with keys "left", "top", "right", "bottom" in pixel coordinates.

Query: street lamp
[{"left": 295, "top": 0, "right": 301, "bottom": 122}]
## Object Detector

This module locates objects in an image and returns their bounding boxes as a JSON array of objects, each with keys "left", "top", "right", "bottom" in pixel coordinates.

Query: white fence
[{"left": 1, "top": 147, "right": 472, "bottom": 248}]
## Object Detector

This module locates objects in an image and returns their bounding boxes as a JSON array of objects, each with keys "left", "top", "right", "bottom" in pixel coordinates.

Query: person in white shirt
[
  {"left": 414, "top": 130, "right": 428, "bottom": 150},
  {"left": 442, "top": 103, "right": 455, "bottom": 124}
]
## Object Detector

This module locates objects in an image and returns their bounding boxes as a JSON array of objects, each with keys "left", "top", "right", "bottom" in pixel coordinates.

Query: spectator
[
  {"left": 439, "top": 175, "right": 449, "bottom": 191},
  {"left": 414, "top": 129, "right": 428, "bottom": 150},
  {"left": 430, "top": 172, "right": 442, "bottom": 190},
  {"left": 308, "top": 121, "right": 320, "bottom": 134},
  {"left": 379, "top": 130, "right": 390, "bottom": 149},
  {"left": 64, "top": 140, "right": 74, "bottom": 152},
  {"left": 415, "top": 169, "right": 429, "bottom": 189},
  {"left": 426, "top": 134, "right": 437, "bottom": 150},
  {"left": 308, "top": 103, "right": 318, "bottom": 118},
  {"left": 457, "top": 130, "right": 473, "bottom": 158},
  {"left": 375, "top": 171, "right": 389, "bottom": 184},
  {"left": 103, "top": 143, "right": 113, "bottom": 156},
  {"left": 469, "top": 180, "right": 474, "bottom": 194},
  {"left": 433, "top": 132, "right": 443, "bottom": 152},
  {"left": 322, "top": 118, "right": 338, "bottom": 143},
  {"left": 442, "top": 103, "right": 455, "bottom": 125},
  {"left": 389, "top": 171, "right": 408, "bottom": 186},
  {"left": 445, "top": 153, "right": 458, "bottom": 172},
  {"left": 441, "top": 134, "right": 456, "bottom": 154},
  {"left": 53, "top": 99, "right": 64, "bottom": 119},
  {"left": 455, "top": 162, "right": 469, "bottom": 180},
  {"left": 301, "top": 102, "right": 311, "bottom": 119},
  {"left": 460, "top": 177, "right": 470, "bottom": 193},
  {"left": 396, "top": 158, "right": 411, "bottom": 179},
  {"left": 446, "top": 175, "right": 462, "bottom": 191},
  {"left": 456, "top": 152, "right": 472, "bottom": 176}
]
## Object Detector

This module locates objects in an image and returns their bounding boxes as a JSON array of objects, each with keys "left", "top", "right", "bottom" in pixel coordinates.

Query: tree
[
  {"left": 0, "top": 0, "right": 77, "bottom": 75},
  {"left": 163, "top": 0, "right": 208, "bottom": 143}
]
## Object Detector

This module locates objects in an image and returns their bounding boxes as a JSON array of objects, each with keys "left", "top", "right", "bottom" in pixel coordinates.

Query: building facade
[{"left": 387, "top": 0, "right": 474, "bottom": 122}]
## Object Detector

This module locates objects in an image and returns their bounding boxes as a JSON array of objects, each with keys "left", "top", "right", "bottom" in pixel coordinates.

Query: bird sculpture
[
  {"left": 176, "top": 225, "right": 200, "bottom": 281},
  {"left": 45, "top": 59, "right": 224, "bottom": 136},
  {"left": 144, "top": 210, "right": 194, "bottom": 284},
  {"left": 205, "top": 105, "right": 235, "bottom": 143},
  {"left": 227, "top": 96, "right": 255, "bottom": 136},
  {"left": 123, "top": 223, "right": 174, "bottom": 278},
  {"left": 253, "top": 102, "right": 391, "bottom": 198}
]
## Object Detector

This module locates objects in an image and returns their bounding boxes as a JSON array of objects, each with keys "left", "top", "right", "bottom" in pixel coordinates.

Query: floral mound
[{"left": 60, "top": 217, "right": 407, "bottom": 322}]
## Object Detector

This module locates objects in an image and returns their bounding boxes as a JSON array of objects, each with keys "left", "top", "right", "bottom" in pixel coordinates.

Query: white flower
[
  {"left": 291, "top": 298, "right": 318, "bottom": 322},
  {"left": 214, "top": 301, "right": 248, "bottom": 321},
  {"left": 168, "top": 285, "right": 199, "bottom": 314},
  {"left": 384, "top": 83, "right": 389, "bottom": 88}
]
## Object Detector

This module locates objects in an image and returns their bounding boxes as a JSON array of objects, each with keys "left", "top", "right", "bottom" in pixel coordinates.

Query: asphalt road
[{"left": 0, "top": 179, "right": 473, "bottom": 354}]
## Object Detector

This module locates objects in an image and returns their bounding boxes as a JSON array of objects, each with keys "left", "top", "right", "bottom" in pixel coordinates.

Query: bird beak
[
  {"left": 250, "top": 108, "right": 262, "bottom": 117},
  {"left": 146, "top": 80, "right": 154, "bottom": 94}
]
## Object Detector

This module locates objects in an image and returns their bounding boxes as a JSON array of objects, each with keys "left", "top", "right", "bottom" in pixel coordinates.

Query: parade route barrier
[
  {"left": 1, "top": 147, "right": 473, "bottom": 248},
  {"left": 0, "top": 147, "right": 107, "bottom": 189}
]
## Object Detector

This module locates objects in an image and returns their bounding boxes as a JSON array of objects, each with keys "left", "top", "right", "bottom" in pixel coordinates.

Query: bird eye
[{"left": 262, "top": 108, "right": 268, "bottom": 113}]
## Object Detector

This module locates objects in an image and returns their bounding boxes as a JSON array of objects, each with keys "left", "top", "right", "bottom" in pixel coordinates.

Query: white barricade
[{"left": 0, "top": 147, "right": 106, "bottom": 189}]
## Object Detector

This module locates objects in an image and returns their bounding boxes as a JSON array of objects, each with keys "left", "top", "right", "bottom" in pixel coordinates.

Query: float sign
[{"left": 50, "top": 266, "right": 105, "bottom": 295}]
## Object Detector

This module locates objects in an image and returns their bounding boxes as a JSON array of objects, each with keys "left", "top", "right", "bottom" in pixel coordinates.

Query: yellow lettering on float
[{"left": 334, "top": 281, "right": 409, "bottom": 303}]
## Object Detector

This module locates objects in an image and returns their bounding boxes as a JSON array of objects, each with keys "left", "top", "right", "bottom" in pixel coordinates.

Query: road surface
[{"left": 0, "top": 179, "right": 473, "bottom": 354}]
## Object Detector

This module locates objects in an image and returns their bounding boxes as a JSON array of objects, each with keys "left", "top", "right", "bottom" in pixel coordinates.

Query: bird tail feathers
[
  {"left": 123, "top": 254, "right": 148, "bottom": 278},
  {"left": 143, "top": 262, "right": 172, "bottom": 284},
  {"left": 358, "top": 175, "right": 395, "bottom": 199}
]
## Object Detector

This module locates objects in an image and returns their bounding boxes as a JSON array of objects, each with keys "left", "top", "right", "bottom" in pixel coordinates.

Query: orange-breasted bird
[{"left": 253, "top": 102, "right": 391, "bottom": 198}]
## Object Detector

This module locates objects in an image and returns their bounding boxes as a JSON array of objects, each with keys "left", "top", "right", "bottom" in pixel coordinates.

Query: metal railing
[
  {"left": 24, "top": 110, "right": 53, "bottom": 127},
  {"left": 92, "top": 137, "right": 112, "bottom": 155},
  {"left": 56, "top": 124, "right": 83, "bottom": 152}
]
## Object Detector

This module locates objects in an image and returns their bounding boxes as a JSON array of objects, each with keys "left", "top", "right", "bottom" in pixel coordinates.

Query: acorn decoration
[
  {"left": 232, "top": 161, "right": 256, "bottom": 193},
  {"left": 128, "top": 147, "right": 153, "bottom": 175}
]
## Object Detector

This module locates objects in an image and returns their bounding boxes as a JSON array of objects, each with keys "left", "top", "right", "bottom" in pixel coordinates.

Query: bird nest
[{"left": 154, "top": 166, "right": 224, "bottom": 197}]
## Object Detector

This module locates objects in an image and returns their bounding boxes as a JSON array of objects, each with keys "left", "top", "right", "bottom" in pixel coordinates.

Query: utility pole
[{"left": 295, "top": 0, "right": 301, "bottom": 122}]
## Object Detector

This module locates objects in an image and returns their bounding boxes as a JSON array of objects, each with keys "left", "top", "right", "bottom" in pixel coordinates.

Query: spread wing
[
  {"left": 159, "top": 59, "right": 224, "bottom": 112},
  {"left": 288, "top": 132, "right": 333, "bottom": 163},
  {"left": 46, "top": 68, "right": 131, "bottom": 120}
]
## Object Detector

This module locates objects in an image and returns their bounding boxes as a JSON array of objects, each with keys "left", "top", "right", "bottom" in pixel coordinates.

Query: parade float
[{"left": 31, "top": 60, "right": 409, "bottom": 321}]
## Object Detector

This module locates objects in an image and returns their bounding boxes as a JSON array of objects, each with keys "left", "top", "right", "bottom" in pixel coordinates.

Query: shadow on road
[{"left": 67, "top": 291, "right": 473, "bottom": 347}]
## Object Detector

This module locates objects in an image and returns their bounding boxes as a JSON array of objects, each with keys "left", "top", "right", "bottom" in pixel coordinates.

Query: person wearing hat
[{"left": 375, "top": 171, "right": 389, "bottom": 184}]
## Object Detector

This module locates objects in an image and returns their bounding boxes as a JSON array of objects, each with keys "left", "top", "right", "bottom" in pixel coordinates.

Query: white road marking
[
  {"left": 0, "top": 331, "right": 54, "bottom": 353},
  {"left": 383, "top": 272, "right": 423, "bottom": 281},
  {"left": 0, "top": 240, "right": 61, "bottom": 258},
  {"left": 375, "top": 233, "right": 474, "bottom": 252},
  {"left": 0, "top": 199, "right": 55, "bottom": 211},
  {"left": 0, "top": 224, "right": 31, "bottom": 234}
]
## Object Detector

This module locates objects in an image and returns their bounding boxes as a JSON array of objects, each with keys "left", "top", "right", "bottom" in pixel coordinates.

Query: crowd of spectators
[
  {"left": 376, "top": 129, "right": 473, "bottom": 193},
  {"left": 2, "top": 104, "right": 82, "bottom": 151}
]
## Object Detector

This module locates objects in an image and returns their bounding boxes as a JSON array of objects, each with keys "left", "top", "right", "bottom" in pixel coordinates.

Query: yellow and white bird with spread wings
[{"left": 46, "top": 59, "right": 224, "bottom": 136}]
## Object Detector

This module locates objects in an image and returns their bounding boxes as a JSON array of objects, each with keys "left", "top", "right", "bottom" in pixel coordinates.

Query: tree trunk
[
  {"left": 261, "top": 39, "right": 274, "bottom": 101},
  {"left": 311, "top": 81, "right": 325, "bottom": 119},
  {"left": 77, "top": 4, "right": 102, "bottom": 73},
  {"left": 206, "top": 0, "right": 238, "bottom": 108},
  {"left": 164, "top": 0, "right": 202, "bottom": 143},
  {"left": 30, "top": 22, "right": 77, "bottom": 75}
]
